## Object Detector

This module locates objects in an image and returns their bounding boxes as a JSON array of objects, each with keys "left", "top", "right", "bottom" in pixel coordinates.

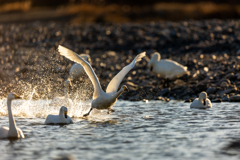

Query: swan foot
[
  {"left": 107, "top": 109, "right": 115, "bottom": 114},
  {"left": 83, "top": 108, "right": 93, "bottom": 117}
]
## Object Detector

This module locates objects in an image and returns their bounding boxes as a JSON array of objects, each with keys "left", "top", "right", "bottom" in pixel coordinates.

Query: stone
[{"left": 229, "top": 95, "right": 240, "bottom": 102}]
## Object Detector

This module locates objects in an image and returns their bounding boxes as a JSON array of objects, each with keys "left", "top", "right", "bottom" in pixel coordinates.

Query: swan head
[
  {"left": 60, "top": 106, "right": 68, "bottom": 119},
  {"left": 148, "top": 52, "right": 161, "bottom": 71},
  {"left": 65, "top": 80, "right": 72, "bottom": 87},
  {"left": 80, "top": 54, "right": 91, "bottom": 64},
  {"left": 199, "top": 91, "right": 207, "bottom": 105},
  {"left": 121, "top": 85, "right": 129, "bottom": 92},
  {"left": 8, "top": 92, "right": 21, "bottom": 101}
]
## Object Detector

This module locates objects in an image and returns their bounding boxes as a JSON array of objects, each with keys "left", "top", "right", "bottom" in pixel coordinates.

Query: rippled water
[{"left": 1, "top": 99, "right": 240, "bottom": 160}]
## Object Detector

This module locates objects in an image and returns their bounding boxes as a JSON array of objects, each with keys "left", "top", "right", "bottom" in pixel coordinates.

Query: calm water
[{"left": 1, "top": 99, "right": 240, "bottom": 160}]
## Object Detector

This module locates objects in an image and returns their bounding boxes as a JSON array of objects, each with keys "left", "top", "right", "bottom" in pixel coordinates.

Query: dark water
[{"left": 1, "top": 100, "right": 240, "bottom": 160}]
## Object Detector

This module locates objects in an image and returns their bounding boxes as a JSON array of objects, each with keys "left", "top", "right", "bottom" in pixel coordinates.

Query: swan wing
[
  {"left": 106, "top": 52, "right": 146, "bottom": 94},
  {"left": 58, "top": 45, "right": 102, "bottom": 99}
]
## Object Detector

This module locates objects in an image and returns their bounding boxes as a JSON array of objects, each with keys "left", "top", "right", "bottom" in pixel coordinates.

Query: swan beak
[
  {"left": 123, "top": 87, "right": 129, "bottom": 92},
  {"left": 203, "top": 99, "right": 206, "bottom": 105},
  {"left": 150, "top": 65, "right": 153, "bottom": 72},
  {"left": 64, "top": 111, "right": 68, "bottom": 118},
  {"left": 14, "top": 95, "right": 21, "bottom": 99}
]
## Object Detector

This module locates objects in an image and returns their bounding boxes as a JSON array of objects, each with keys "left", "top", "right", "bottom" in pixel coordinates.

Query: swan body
[
  {"left": 68, "top": 54, "right": 91, "bottom": 81},
  {"left": 49, "top": 80, "right": 73, "bottom": 107},
  {"left": 0, "top": 93, "right": 25, "bottom": 139},
  {"left": 148, "top": 52, "right": 189, "bottom": 79},
  {"left": 58, "top": 45, "right": 145, "bottom": 116},
  {"left": 45, "top": 106, "right": 73, "bottom": 124},
  {"left": 190, "top": 91, "right": 212, "bottom": 109}
]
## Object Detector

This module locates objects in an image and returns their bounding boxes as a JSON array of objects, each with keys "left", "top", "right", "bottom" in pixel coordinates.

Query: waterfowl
[
  {"left": 190, "top": 91, "right": 212, "bottom": 109},
  {"left": 45, "top": 106, "right": 73, "bottom": 124},
  {"left": 148, "top": 52, "right": 189, "bottom": 87},
  {"left": 49, "top": 80, "right": 73, "bottom": 107},
  {"left": 58, "top": 45, "right": 145, "bottom": 116},
  {"left": 0, "top": 93, "right": 25, "bottom": 139}
]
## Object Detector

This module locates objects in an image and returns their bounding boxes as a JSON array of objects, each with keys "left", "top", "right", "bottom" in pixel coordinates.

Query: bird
[
  {"left": 190, "top": 91, "right": 212, "bottom": 109},
  {"left": 148, "top": 52, "right": 189, "bottom": 87},
  {"left": 45, "top": 106, "right": 73, "bottom": 124},
  {"left": 49, "top": 80, "right": 73, "bottom": 107},
  {"left": 68, "top": 54, "right": 91, "bottom": 82},
  {"left": 0, "top": 93, "right": 25, "bottom": 139},
  {"left": 58, "top": 45, "right": 145, "bottom": 116}
]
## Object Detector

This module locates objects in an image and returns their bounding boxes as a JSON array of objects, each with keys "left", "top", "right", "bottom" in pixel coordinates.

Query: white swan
[
  {"left": 0, "top": 93, "right": 25, "bottom": 139},
  {"left": 190, "top": 91, "right": 212, "bottom": 109},
  {"left": 58, "top": 45, "right": 145, "bottom": 116},
  {"left": 68, "top": 54, "right": 91, "bottom": 82},
  {"left": 148, "top": 52, "right": 189, "bottom": 87},
  {"left": 45, "top": 106, "right": 73, "bottom": 124},
  {"left": 49, "top": 80, "right": 73, "bottom": 107}
]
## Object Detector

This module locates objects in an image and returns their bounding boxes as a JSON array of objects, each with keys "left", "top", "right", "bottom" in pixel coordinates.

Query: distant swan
[
  {"left": 68, "top": 54, "right": 91, "bottom": 82},
  {"left": 0, "top": 93, "right": 25, "bottom": 139},
  {"left": 148, "top": 52, "right": 189, "bottom": 87},
  {"left": 49, "top": 80, "right": 73, "bottom": 107},
  {"left": 58, "top": 45, "right": 145, "bottom": 116},
  {"left": 45, "top": 106, "right": 73, "bottom": 124},
  {"left": 190, "top": 91, "right": 212, "bottom": 109}
]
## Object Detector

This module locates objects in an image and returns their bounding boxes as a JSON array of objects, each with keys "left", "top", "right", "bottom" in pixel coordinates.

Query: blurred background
[{"left": 0, "top": 0, "right": 240, "bottom": 23}]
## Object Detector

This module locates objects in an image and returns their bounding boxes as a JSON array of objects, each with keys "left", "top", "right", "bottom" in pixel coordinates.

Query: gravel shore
[{"left": 1, "top": 20, "right": 240, "bottom": 102}]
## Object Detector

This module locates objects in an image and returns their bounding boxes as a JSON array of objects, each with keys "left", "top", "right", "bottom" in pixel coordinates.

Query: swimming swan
[
  {"left": 148, "top": 52, "right": 189, "bottom": 87},
  {"left": 190, "top": 91, "right": 212, "bottom": 109},
  {"left": 0, "top": 93, "right": 25, "bottom": 139},
  {"left": 49, "top": 80, "right": 73, "bottom": 107},
  {"left": 45, "top": 106, "right": 73, "bottom": 124},
  {"left": 58, "top": 45, "right": 145, "bottom": 116}
]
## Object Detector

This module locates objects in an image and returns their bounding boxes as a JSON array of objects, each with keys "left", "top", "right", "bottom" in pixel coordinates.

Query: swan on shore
[
  {"left": 45, "top": 106, "right": 73, "bottom": 124},
  {"left": 148, "top": 52, "right": 189, "bottom": 87},
  {"left": 58, "top": 45, "right": 145, "bottom": 116},
  {"left": 0, "top": 93, "right": 25, "bottom": 139},
  {"left": 190, "top": 91, "right": 212, "bottom": 109},
  {"left": 49, "top": 80, "right": 73, "bottom": 107}
]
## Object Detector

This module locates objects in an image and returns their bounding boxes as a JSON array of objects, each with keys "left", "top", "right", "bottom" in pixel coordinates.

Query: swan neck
[
  {"left": 59, "top": 109, "right": 65, "bottom": 119},
  {"left": 64, "top": 85, "right": 69, "bottom": 99},
  {"left": 113, "top": 89, "right": 124, "bottom": 99},
  {"left": 7, "top": 99, "right": 18, "bottom": 137}
]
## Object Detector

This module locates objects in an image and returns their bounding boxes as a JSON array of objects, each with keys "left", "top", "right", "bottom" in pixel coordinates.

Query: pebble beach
[{"left": 1, "top": 19, "right": 240, "bottom": 102}]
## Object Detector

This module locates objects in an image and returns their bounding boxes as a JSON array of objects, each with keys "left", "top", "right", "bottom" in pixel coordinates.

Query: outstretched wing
[
  {"left": 106, "top": 52, "right": 146, "bottom": 94},
  {"left": 58, "top": 45, "right": 102, "bottom": 99}
]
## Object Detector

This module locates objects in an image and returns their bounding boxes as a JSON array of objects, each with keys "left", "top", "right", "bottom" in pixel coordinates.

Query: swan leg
[
  {"left": 107, "top": 108, "right": 115, "bottom": 114},
  {"left": 83, "top": 108, "right": 93, "bottom": 117}
]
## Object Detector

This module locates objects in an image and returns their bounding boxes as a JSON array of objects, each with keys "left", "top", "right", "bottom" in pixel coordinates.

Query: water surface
[{"left": 1, "top": 100, "right": 240, "bottom": 160}]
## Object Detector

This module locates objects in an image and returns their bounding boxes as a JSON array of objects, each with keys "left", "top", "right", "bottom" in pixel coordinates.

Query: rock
[
  {"left": 217, "top": 86, "right": 237, "bottom": 97},
  {"left": 157, "top": 88, "right": 170, "bottom": 96},
  {"left": 212, "top": 98, "right": 222, "bottom": 103},
  {"left": 206, "top": 87, "right": 217, "bottom": 95},
  {"left": 229, "top": 95, "right": 240, "bottom": 102},
  {"left": 221, "top": 95, "right": 229, "bottom": 102}
]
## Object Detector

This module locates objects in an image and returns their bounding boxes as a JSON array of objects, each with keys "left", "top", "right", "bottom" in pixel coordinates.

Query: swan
[
  {"left": 148, "top": 52, "right": 189, "bottom": 87},
  {"left": 0, "top": 93, "right": 25, "bottom": 139},
  {"left": 49, "top": 80, "right": 73, "bottom": 107},
  {"left": 58, "top": 45, "right": 145, "bottom": 116},
  {"left": 45, "top": 106, "right": 73, "bottom": 124},
  {"left": 68, "top": 54, "right": 91, "bottom": 82},
  {"left": 190, "top": 91, "right": 212, "bottom": 109}
]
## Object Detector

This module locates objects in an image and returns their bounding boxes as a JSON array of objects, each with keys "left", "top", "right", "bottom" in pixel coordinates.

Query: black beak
[
  {"left": 125, "top": 88, "right": 129, "bottom": 92},
  {"left": 64, "top": 111, "right": 68, "bottom": 119},
  {"left": 203, "top": 99, "right": 206, "bottom": 105},
  {"left": 150, "top": 66, "right": 153, "bottom": 72}
]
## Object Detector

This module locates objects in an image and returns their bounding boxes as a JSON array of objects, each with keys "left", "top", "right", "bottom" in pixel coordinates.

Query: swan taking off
[
  {"left": 58, "top": 45, "right": 145, "bottom": 116},
  {"left": 45, "top": 106, "right": 73, "bottom": 124},
  {"left": 49, "top": 80, "right": 73, "bottom": 107},
  {"left": 0, "top": 93, "right": 25, "bottom": 139},
  {"left": 148, "top": 52, "right": 189, "bottom": 87},
  {"left": 190, "top": 91, "right": 212, "bottom": 109}
]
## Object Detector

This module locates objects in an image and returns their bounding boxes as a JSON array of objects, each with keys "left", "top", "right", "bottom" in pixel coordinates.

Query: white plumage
[
  {"left": 0, "top": 93, "right": 25, "bottom": 139},
  {"left": 148, "top": 52, "right": 189, "bottom": 80},
  {"left": 45, "top": 106, "right": 73, "bottom": 124},
  {"left": 190, "top": 91, "right": 212, "bottom": 109},
  {"left": 58, "top": 45, "right": 145, "bottom": 116}
]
